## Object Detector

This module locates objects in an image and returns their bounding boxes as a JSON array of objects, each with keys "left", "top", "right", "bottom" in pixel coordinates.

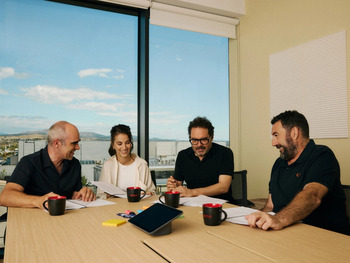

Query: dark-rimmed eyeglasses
[{"left": 189, "top": 138, "right": 210, "bottom": 145}]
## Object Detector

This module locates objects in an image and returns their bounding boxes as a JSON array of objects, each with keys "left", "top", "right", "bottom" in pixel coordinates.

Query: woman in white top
[{"left": 99, "top": 124, "right": 156, "bottom": 195}]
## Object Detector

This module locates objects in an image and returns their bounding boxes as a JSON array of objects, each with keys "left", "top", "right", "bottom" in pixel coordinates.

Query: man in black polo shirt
[
  {"left": 167, "top": 117, "right": 234, "bottom": 203},
  {"left": 0, "top": 121, "right": 95, "bottom": 209},
  {"left": 245, "top": 111, "right": 350, "bottom": 235}
]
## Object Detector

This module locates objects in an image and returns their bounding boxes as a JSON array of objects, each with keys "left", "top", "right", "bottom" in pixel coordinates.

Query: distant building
[
  {"left": 18, "top": 140, "right": 47, "bottom": 162},
  {"left": 6, "top": 139, "right": 229, "bottom": 183},
  {"left": 6, "top": 155, "right": 18, "bottom": 165},
  {"left": 94, "top": 165, "right": 102, "bottom": 181}
]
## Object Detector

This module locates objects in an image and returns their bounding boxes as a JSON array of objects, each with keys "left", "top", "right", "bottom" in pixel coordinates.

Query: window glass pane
[
  {"left": 0, "top": 0, "right": 138, "bottom": 182},
  {"left": 149, "top": 26, "right": 229, "bottom": 185}
]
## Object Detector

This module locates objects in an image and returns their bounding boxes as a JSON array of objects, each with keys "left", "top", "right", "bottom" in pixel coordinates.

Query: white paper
[
  {"left": 91, "top": 181, "right": 127, "bottom": 197},
  {"left": 224, "top": 207, "right": 275, "bottom": 225},
  {"left": 65, "top": 199, "right": 116, "bottom": 210},
  {"left": 224, "top": 206, "right": 259, "bottom": 218},
  {"left": 91, "top": 181, "right": 151, "bottom": 199},
  {"left": 182, "top": 195, "right": 227, "bottom": 207},
  {"left": 153, "top": 195, "right": 227, "bottom": 207}
]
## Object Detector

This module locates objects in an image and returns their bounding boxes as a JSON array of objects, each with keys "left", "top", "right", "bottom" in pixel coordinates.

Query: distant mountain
[
  {"left": 80, "top": 132, "right": 109, "bottom": 140},
  {"left": 0, "top": 130, "right": 109, "bottom": 140},
  {"left": 6, "top": 129, "right": 48, "bottom": 136}
]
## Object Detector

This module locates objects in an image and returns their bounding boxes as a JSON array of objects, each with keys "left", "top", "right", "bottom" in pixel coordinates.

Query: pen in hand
[{"left": 167, "top": 176, "right": 178, "bottom": 190}]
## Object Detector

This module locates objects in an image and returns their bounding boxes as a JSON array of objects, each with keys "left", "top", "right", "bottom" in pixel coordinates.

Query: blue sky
[{"left": 0, "top": 0, "right": 229, "bottom": 141}]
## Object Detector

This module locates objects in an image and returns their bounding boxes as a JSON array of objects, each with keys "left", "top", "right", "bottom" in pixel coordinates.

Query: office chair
[
  {"left": 0, "top": 214, "right": 5, "bottom": 259},
  {"left": 151, "top": 170, "right": 157, "bottom": 188},
  {"left": 0, "top": 176, "right": 10, "bottom": 259},
  {"left": 342, "top": 185, "right": 350, "bottom": 224},
  {"left": 231, "top": 170, "right": 254, "bottom": 207}
]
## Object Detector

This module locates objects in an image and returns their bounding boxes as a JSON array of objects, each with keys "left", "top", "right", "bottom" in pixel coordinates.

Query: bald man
[{"left": 0, "top": 121, "right": 95, "bottom": 209}]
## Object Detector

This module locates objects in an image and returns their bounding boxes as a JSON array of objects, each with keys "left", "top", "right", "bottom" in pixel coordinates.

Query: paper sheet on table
[
  {"left": 181, "top": 195, "right": 227, "bottom": 207},
  {"left": 224, "top": 207, "right": 275, "bottom": 225},
  {"left": 155, "top": 196, "right": 193, "bottom": 205},
  {"left": 91, "top": 181, "right": 126, "bottom": 197},
  {"left": 66, "top": 199, "right": 116, "bottom": 210},
  {"left": 91, "top": 181, "right": 151, "bottom": 199},
  {"left": 154, "top": 195, "right": 227, "bottom": 207}
]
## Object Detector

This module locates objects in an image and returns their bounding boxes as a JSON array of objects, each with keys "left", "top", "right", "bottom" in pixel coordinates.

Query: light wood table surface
[
  {"left": 4, "top": 196, "right": 350, "bottom": 262},
  {"left": 206, "top": 215, "right": 350, "bottom": 263}
]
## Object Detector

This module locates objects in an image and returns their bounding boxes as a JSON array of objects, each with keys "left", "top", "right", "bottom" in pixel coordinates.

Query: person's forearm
[
  {"left": 261, "top": 205, "right": 273, "bottom": 212},
  {"left": 274, "top": 189, "right": 322, "bottom": 227},
  {"left": 191, "top": 183, "right": 229, "bottom": 197},
  {"left": 261, "top": 195, "right": 273, "bottom": 212},
  {"left": 0, "top": 189, "right": 41, "bottom": 208}
]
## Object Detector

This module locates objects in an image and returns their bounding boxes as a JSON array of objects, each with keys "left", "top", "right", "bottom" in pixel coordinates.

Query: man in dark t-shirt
[
  {"left": 245, "top": 111, "right": 350, "bottom": 235},
  {"left": 167, "top": 117, "right": 234, "bottom": 203},
  {"left": 0, "top": 121, "right": 95, "bottom": 209}
]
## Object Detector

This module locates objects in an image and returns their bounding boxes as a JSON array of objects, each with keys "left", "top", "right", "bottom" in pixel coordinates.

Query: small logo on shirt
[{"left": 296, "top": 172, "right": 301, "bottom": 178}]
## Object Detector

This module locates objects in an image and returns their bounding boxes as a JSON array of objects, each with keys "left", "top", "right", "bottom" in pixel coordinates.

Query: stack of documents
[
  {"left": 91, "top": 181, "right": 127, "bottom": 198},
  {"left": 66, "top": 199, "right": 116, "bottom": 210},
  {"left": 224, "top": 207, "right": 275, "bottom": 225}
]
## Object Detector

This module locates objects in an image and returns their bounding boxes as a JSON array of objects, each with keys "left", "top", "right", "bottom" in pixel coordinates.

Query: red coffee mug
[
  {"left": 43, "top": 196, "right": 66, "bottom": 216},
  {"left": 127, "top": 187, "right": 146, "bottom": 202},
  {"left": 202, "top": 203, "right": 227, "bottom": 226}
]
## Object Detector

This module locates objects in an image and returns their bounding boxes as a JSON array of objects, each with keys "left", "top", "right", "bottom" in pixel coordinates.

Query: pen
[{"left": 117, "top": 213, "right": 135, "bottom": 218}]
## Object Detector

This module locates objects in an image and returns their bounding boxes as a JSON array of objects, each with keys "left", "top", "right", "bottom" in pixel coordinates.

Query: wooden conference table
[{"left": 4, "top": 195, "right": 350, "bottom": 263}]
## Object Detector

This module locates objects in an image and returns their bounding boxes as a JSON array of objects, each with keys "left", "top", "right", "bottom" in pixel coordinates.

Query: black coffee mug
[
  {"left": 159, "top": 191, "right": 180, "bottom": 208},
  {"left": 43, "top": 196, "right": 66, "bottom": 216},
  {"left": 202, "top": 203, "right": 227, "bottom": 226},
  {"left": 127, "top": 187, "right": 146, "bottom": 202}
]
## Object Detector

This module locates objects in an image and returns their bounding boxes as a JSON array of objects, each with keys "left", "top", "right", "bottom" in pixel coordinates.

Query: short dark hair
[
  {"left": 271, "top": 110, "right": 309, "bottom": 139},
  {"left": 108, "top": 124, "right": 134, "bottom": 156},
  {"left": 188, "top": 117, "right": 214, "bottom": 138}
]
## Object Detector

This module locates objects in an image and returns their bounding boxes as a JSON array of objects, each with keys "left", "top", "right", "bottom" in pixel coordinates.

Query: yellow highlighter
[{"left": 102, "top": 219, "right": 126, "bottom": 227}]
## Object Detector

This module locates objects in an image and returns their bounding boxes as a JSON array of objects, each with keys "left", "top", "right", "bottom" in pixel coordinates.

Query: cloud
[
  {"left": 78, "top": 68, "right": 125, "bottom": 79},
  {"left": 98, "top": 111, "right": 137, "bottom": 124},
  {"left": 14, "top": 72, "right": 30, "bottom": 79},
  {"left": 0, "top": 115, "right": 52, "bottom": 133},
  {"left": 78, "top": 68, "right": 112, "bottom": 78},
  {"left": 149, "top": 111, "right": 187, "bottom": 125},
  {"left": 111, "top": 75, "right": 124, "bottom": 80},
  {"left": 98, "top": 111, "right": 137, "bottom": 118},
  {"left": 0, "top": 88, "right": 8, "bottom": 95},
  {"left": 21, "top": 85, "right": 131, "bottom": 104},
  {"left": 0, "top": 67, "right": 15, "bottom": 80},
  {"left": 0, "top": 67, "right": 29, "bottom": 80},
  {"left": 67, "top": 102, "right": 124, "bottom": 112}
]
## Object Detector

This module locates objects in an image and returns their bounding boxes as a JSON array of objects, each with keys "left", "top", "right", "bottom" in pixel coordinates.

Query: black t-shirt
[
  {"left": 9, "top": 146, "right": 82, "bottom": 198},
  {"left": 269, "top": 139, "right": 350, "bottom": 235},
  {"left": 174, "top": 143, "right": 234, "bottom": 202}
]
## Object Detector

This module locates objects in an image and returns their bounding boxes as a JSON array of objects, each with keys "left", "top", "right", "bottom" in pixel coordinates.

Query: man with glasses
[
  {"left": 0, "top": 121, "right": 95, "bottom": 209},
  {"left": 167, "top": 117, "right": 234, "bottom": 203}
]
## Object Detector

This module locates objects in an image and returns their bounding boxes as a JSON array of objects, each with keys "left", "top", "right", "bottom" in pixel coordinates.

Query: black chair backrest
[
  {"left": 150, "top": 170, "right": 157, "bottom": 187},
  {"left": 231, "top": 170, "right": 254, "bottom": 207},
  {"left": 342, "top": 185, "right": 350, "bottom": 224}
]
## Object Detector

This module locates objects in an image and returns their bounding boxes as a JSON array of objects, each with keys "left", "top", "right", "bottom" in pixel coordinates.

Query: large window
[
  {"left": 0, "top": 0, "right": 230, "bottom": 185},
  {"left": 0, "top": 0, "right": 138, "bottom": 181}
]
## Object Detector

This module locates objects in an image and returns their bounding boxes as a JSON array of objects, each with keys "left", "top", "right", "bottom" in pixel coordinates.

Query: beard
[
  {"left": 277, "top": 134, "right": 297, "bottom": 161},
  {"left": 195, "top": 146, "right": 207, "bottom": 157}
]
